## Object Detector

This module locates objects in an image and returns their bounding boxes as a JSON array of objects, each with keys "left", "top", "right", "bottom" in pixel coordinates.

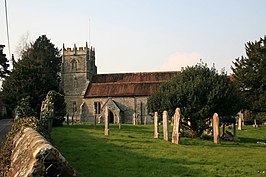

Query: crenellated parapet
[{"left": 63, "top": 43, "right": 95, "bottom": 56}]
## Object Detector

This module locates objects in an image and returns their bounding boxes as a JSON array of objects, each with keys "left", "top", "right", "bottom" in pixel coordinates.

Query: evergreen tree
[
  {"left": 0, "top": 45, "right": 10, "bottom": 78},
  {"left": 1, "top": 35, "right": 64, "bottom": 117},
  {"left": 148, "top": 63, "right": 242, "bottom": 136},
  {"left": 232, "top": 36, "right": 266, "bottom": 113}
]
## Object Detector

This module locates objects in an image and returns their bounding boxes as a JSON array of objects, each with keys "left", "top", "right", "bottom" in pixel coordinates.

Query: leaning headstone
[
  {"left": 172, "top": 108, "right": 181, "bottom": 144},
  {"left": 163, "top": 111, "right": 169, "bottom": 141},
  {"left": 213, "top": 113, "right": 220, "bottom": 144},
  {"left": 238, "top": 112, "right": 244, "bottom": 130},
  {"left": 154, "top": 112, "right": 159, "bottom": 139},
  {"left": 104, "top": 107, "right": 109, "bottom": 136}
]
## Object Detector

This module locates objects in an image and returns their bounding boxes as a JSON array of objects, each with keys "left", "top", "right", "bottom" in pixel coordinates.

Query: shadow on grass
[{"left": 53, "top": 125, "right": 212, "bottom": 177}]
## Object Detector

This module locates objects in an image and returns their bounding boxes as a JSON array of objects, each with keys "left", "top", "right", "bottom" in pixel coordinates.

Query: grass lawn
[{"left": 51, "top": 124, "right": 266, "bottom": 177}]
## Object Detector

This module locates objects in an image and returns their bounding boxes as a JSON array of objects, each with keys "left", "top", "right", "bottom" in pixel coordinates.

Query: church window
[
  {"left": 73, "top": 76, "right": 78, "bottom": 88},
  {"left": 94, "top": 102, "right": 101, "bottom": 114},
  {"left": 73, "top": 102, "right": 77, "bottom": 113},
  {"left": 72, "top": 60, "right": 78, "bottom": 71}
]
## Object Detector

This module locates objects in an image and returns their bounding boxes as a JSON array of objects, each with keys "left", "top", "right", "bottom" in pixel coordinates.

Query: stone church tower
[{"left": 61, "top": 43, "right": 97, "bottom": 121}]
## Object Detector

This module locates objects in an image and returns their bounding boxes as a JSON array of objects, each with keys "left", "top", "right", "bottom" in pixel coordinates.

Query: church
[{"left": 61, "top": 44, "right": 179, "bottom": 124}]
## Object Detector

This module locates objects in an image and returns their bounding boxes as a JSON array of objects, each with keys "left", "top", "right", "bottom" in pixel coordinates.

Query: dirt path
[{"left": 0, "top": 119, "right": 13, "bottom": 148}]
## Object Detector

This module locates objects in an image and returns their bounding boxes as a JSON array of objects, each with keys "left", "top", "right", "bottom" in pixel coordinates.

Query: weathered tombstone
[
  {"left": 238, "top": 111, "right": 244, "bottom": 130},
  {"left": 253, "top": 119, "right": 259, "bottom": 128},
  {"left": 172, "top": 108, "right": 181, "bottom": 144},
  {"left": 154, "top": 112, "right": 159, "bottom": 139},
  {"left": 213, "top": 113, "right": 220, "bottom": 144},
  {"left": 133, "top": 112, "right": 136, "bottom": 125},
  {"left": 163, "top": 111, "right": 169, "bottom": 141},
  {"left": 104, "top": 107, "right": 109, "bottom": 136},
  {"left": 144, "top": 116, "right": 147, "bottom": 125}
]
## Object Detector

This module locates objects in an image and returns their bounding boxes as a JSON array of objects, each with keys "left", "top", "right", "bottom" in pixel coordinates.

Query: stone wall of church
[{"left": 82, "top": 96, "right": 153, "bottom": 124}]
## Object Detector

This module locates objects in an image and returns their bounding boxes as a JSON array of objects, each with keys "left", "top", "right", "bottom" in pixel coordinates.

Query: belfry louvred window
[{"left": 72, "top": 60, "right": 77, "bottom": 71}]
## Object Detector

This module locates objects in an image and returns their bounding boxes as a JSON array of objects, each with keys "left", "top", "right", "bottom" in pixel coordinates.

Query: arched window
[
  {"left": 71, "top": 60, "right": 77, "bottom": 71},
  {"left": 73, "top": 76, "right": 78, "bottom": 88},
  {"left": 73, "top": 101, "right": 77, "bottom": 113}
]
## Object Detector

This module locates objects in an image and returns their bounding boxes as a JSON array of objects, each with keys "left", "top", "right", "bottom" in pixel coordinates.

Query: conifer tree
[
  {"left": 0, "top": 45, "right": 10, "bottom": 78},
  {"left": 1, "top": 35, "right": 65, "bottom": 121},
  {"left": 232, "top": 36, "right": 266, "bottom": 113}
]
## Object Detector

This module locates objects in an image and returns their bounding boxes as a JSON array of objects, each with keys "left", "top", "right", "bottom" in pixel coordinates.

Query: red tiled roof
[{"left": 84, "top": 71, "right": 179, "bottom": 98}]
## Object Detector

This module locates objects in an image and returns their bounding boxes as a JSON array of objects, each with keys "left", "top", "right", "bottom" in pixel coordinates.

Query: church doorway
[{"left": 109, "top": 111, "right": 114, "bottom": 124}]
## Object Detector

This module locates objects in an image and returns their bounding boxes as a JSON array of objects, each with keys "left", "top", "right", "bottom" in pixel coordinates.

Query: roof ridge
[
  {"left": 90, "top": 81, "right": 165, "bottom": 85},
  {"left": 95, "top": 71, "right": 179, "bottom": 76}
]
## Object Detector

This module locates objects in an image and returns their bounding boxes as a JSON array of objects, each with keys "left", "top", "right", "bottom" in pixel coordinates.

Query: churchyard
[{"left": 52, "top": 123, "right": 266, "bottom": 177}]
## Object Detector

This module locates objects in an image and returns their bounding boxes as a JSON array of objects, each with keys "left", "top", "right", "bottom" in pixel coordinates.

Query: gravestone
[
  {"left": 163, "top": 111, "right": 169, "bottom": 141},
  {"left": 253, "top": 119, "right": 259, "bottom": 128},
  {"left": 104, "top": 107, "right": 109, "bottom": 136},
  {"left": 238, "top": 112, "right": 244, "bottom": 130},
  {"left": 172, "top": 108, "right": 181, "bottom": 144},
  {"left": 144, "top": 116, "right": 147, "bottom": 125},
  {"left": 154, "top": 112, "right": 159, "bottom": 139},
  {"left": 213, "top": 113, "right": 220, "bottom": 144},
  {"left": 133, "top": 113, "right": 137, "bottom": 125}
]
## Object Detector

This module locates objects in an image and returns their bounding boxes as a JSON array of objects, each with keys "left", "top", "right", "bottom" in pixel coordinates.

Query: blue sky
[{"left": 1, "top": 0, "right": 266, "bottom": 74}]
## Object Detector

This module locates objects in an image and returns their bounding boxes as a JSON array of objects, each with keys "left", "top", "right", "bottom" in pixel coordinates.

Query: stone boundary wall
[{"left": 10, "top": 127, "right": 78, "bottom": 177}]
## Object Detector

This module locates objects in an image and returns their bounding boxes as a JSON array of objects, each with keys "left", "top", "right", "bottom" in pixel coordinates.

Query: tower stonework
[{"left": 61, "top": 43, "right": 97, "bottom": 121}]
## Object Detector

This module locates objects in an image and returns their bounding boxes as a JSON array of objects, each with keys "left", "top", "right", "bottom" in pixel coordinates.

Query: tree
[
  {"left": 53, "top": 90, "right": 66, "bottom": 126},
  {"left": 231, "top": 36, "right": 266, "bottom": 113},
  {"left": 0, "top": 45, "right": 10, "bottom": 78},
  {"left": 1, "top": 35, "right": 64, "bottom": 117},
  {"left": 148, "top": 63, "right": 242, "bottom": 136}
]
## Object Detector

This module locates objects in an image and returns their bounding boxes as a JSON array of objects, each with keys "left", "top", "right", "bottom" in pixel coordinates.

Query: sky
[{"left": 0, "top": 0, "right": 266, "bottom": 74}]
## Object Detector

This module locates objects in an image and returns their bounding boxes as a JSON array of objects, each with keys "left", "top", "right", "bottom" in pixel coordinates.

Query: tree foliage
[
  {"left": 14, "top": 97, "right": 37, "bottom": 119},
  {"left": 148, "top": 63, "right": 242, "bottom": 136},
  {"left": 1, "top": 35, "right": 65, "bottom": 119},
  {"left": 0, "top": 45, "right": 10, "bottom": 78},
  {"left": 231, "top": 36, "right": 266, "bottom": 113}
]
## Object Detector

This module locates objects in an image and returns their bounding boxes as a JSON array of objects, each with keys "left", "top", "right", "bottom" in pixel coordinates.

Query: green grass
[{"left": 51, "top": 124, "right": 266, "bottom": 177}]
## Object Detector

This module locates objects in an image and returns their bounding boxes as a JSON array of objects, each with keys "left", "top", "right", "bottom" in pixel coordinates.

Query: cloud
[{"left": 160, "top": 52, "right": 201, "bottom": 71}]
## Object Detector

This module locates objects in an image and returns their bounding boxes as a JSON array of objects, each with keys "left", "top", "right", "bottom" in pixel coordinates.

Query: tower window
[
  {"left": 73, "top": 76, "right": 78, "bottom": 88},
  {"left": 72, "top": 60, "right": 78, "bottom": 71},
  {"left": 73, "top": 101, "right": 77, "bottom": 113}
]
